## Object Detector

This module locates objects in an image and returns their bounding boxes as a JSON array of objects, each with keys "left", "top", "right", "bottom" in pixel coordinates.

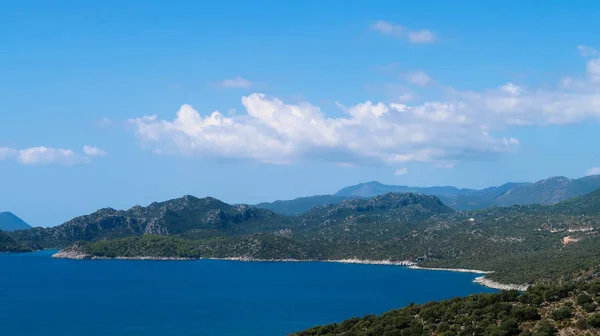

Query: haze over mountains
[
  {"left": 0, "top": 212, "right": 32, "bottom": 232},
  {"left": 255, "top": 175, "right": 600, "bottom": 215}
]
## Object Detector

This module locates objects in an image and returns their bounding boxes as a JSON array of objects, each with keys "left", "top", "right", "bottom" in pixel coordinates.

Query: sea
[{"left": 0, "top": 250, "right": 496, "bottom": 336}]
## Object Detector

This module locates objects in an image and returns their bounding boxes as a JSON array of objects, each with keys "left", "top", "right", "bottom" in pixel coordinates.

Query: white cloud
[
  {"left": 218, "top": 77, "right": 253, "bottom": 89},
  {"left": 586, "top": 167, "right": 600, "bottom": 176},
  {"left": 129, "top": 93, "right": 518, "bottom": 166},
  {"left": 403, "top": 71, "right": 432, "bottom": 87},
  {"left": 407, "top": 30, "right": 436, "bottom": 43},
  {"left": 499, "top": 83, "right": 521, "bottom": 95},
  {"left": 587, "top": 59, "right": 600, "bottom": 81},
  {"left": 0, "top": 146, "right": 106, "bottom": 165},
  {"left": 578, "top": 45, "right": 599, "bottom": 58},
  {"left": 83, "top": 145, "right": 107, "bottom": 157},
  {"left": 128, "top": 46, "right": 600, "bottom": 168},
  {"left": 18, "top": 147, "right": 80, "bottom": 165},
  {"left": 394, "top": 168, "right": 408, "bottom": 176},
  {"left": 371, "top": 21, "right": 436, "bottom": 43}
]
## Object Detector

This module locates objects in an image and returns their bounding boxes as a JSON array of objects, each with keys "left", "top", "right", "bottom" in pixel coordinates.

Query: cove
[{"left": 0, "top": 250, "right": 496, "bottom": 336}]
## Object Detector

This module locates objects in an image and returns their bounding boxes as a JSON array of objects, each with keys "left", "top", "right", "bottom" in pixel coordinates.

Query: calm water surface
[{"left": 0, "top": 250, "right": 496, "bottom": 335}]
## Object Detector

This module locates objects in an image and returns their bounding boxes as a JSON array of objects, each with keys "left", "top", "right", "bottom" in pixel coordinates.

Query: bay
[{"left": 0, "top": 250, "right": 496, "bottom": 336}]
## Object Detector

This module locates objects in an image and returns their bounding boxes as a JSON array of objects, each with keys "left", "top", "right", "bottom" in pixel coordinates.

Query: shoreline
[
  {"left": 51, "top": 250, "right": 527, "bottom": 291},
  {"left": 407, "top": 265, "right": 492, "bottom": 274},
  {"left": 473, "top": 276, "right": 529, "bottom": 291}
]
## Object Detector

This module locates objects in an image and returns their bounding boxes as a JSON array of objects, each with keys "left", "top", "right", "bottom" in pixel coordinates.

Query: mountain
[
  {"left": 547, "top": 186, "right": 600, "bottom": 216},
  {"left": 440, "top": 182, "right": 527, "bottom": 210},
  {"left": 0, "top": 212, "right": 32, "bottom": 231},
  {"left": 51, "top": 192, "right": 460, "bottom": 261},
  {"left": 254, "top": 195, "right": 350, "bottom": 215},
  {"left": 495, "top": 175, "right": 600, "bottom": 206},
  {"left": 47, "top": 188, "right": 600, "bottom": 285},
  {"left": 333, "top": 175, "right": 600, "bottom": 210},
  {"left": 252, "top": 175, "right": 600, "bottom": 216},
  {"left": 9, "top": 195, "right": 290, "bottom": 248},
  {"left": 334, "top": 181, "right": 471, "bottom": 198}
]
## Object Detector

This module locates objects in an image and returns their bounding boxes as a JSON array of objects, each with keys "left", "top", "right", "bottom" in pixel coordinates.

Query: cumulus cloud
[
  {"left": 586, "top": 167, "right": 600, "bottom": 176},
  {"left": 128, "top": 46, "right": 600, "bottom": 168},
  {"left": 394, "top": 168, "right": 408, "bottom": 176},
  {"left": 129, "top": 94, "right": 518, "bottom": 166},
  {"left": 218, "top": 77, "right": 253, "bottom": 89},
  {"left": 83, "top": 145, "right": 108, "bottom": 157},
  {"left": 371, "top": 20, "right": 436, "bottom": 43},
  {"left": 0, "top": 146, "right": 106, "bottom": 165}
]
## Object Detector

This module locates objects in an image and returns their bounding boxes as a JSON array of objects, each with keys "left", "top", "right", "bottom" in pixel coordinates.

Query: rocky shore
[
  {"left": 52, "top": 249, "right": 528, "bottom": 291},
  {"left": 326, "top": 258, "right": 415, "bottom": 266},
  {"left": 51, "top": 250, "right": 195, "bottom": 261},
  {"left": 473, "top": 276, "right": 529, "bottom": 291},
  {"left": 407, "top": 265, "right": 492, "bottom": 274}
]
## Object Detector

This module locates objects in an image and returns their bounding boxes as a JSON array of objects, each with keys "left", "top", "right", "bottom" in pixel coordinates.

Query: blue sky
[{"left": 2, "top": 0, "right": 600, "bottom": 227}]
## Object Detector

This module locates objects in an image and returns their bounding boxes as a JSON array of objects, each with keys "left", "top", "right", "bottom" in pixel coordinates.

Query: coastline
[
  {"left": 325, "top": 258, "right": 415, "bottom": 266},
  {"left": 51, "top": 250, "right": 527, "bottom": 291},
  {"left": 473, "top": 276, "right": 529, "bottom": 291},
  {"left": 407, "top": 265, "right": 492, "bottom": 274}
]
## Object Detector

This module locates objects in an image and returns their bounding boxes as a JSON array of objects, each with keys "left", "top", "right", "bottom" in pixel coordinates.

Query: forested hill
[
  {"left": 254, "top": 195, "right": 349, "bottom": 215},
  {"left": 0, "top": 230, "right": 36, "bottom": 252},
  {"left": 8, "top": 195, "right": 291, "bottom": 248},
  {"left": 294, "top": 281, "right": 600, "bottom": 336},
  {"left": 16, "top": 188, "right": 599, "bottom": 287}
]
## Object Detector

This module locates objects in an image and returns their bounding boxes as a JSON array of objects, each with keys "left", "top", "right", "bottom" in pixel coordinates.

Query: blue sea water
[{"left": 0, "top": 250, "right": 496, "bottom": 336}]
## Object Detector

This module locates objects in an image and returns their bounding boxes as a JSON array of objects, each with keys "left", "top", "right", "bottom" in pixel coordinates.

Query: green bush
[
  {"left": 534, "top": 319, "right": 557, "bottom": 336},
  {"left": 512, "top": 306, "right": 541, "bottom": 322},
  {"left": 551, "top": 306, "right": 573, "bottom": 321},
  {"left": 587, "top": 314, "right": 600, "bottom": 328},
  {"left": 582, "top": 302, "right": 597, "bottom": 313},
  {"left": 577, "top": 293, "right": 594, "bottom": 306}
]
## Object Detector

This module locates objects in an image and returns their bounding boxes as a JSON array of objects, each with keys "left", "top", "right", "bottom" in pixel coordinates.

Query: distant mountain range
[
  {"left": 0, "top": 212, "right": 32, "bottom": 232},
  {"left": 254, "top": 175, "right": 600, "bottom": 215}
]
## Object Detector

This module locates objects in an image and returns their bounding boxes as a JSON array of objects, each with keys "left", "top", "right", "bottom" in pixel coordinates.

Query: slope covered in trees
[
  {"left": 36, "top": 189, "right": 600, "bottom": 285},
  {"left": 0, "top": 230, "right": 36, "bottom": 252},
  {"left": 294, "top": 281, "right": 600, "bottom": 336}
]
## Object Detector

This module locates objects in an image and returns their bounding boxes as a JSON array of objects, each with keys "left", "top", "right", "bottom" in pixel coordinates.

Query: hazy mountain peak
[
  {"left": 537, "top": 176, "right": 571, "bottom": 184},
  {"left": 0, "top": 212, "right": 32, "bottom": 232}
]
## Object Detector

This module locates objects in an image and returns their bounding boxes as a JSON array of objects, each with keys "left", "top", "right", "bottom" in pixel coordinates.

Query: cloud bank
[{"left": 129, "top": 46, "right": 600, "bottom": 168}]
